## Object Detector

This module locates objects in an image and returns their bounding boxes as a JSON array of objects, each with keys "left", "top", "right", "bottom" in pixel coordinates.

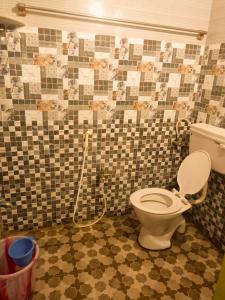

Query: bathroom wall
[
  {"left": 0, "top": 1, "right": 224, "bottom": 252},
  {"left": 1, "top": 0, "right": 212, "bottom": 43},
  {"left": 187, "top": 43, "right": 225, "bottom": 252},
  {"left": 198, "top": 0, "right": 225, "bottom": 250},
  {"left": 0, "top": 26, "right": 203, "bottom": 231}
]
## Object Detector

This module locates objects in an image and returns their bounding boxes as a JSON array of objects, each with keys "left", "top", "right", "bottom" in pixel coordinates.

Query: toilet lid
[{"left": 177, "top": 150, "right": 211, "bottom": 196}]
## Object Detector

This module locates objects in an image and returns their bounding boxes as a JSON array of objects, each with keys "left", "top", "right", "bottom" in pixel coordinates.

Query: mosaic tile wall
[
  {"left": 0, "top": 27, "right": 202, "bottom": 231},
  {"left": 195, "top": 43, "right": 225, "bottom": 127},
  {"left": 0, "top": 26, "right": 224, "bottom": 251},
  {"left": 189, "top": 43, "right": 225, "bottom": 252}
]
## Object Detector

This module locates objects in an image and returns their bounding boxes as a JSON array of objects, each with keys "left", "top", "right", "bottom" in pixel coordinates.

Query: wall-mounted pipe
[
  {"left": 172, "top": 182, "right": 208, "bottom": 206},
  {"left": 176, "top": 118, "right": 191, "bottom": 140},
  {"left": 191, "top": 182, "right": 208, "bottom": 205}
]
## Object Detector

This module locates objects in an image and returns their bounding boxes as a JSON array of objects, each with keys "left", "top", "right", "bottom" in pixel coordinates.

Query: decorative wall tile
[
  {"left": 25, "top": 110, "right": 43, "bottom": 124},
  {"left": 124, "top": 110, "right": 137, "bottom": 123},
  {"left": 25, "top": 33, "right": 39, "bottom": 47},
  {"left": 22, "top": 64, "right": 41, "bottom": 82},
  {"left": 196, "top": 43, "right": 225, "bottom": 127},
  {"left": 33, "top": 53, "right": 56, "bottom": 65},
  {"left": 163, "top": 110, "right": 176, "bottom": 122},
  {"left": 6, "top": 31, "right": 21, "bottom": 52},
  {"left": 168, "top": 73, "right": 181, "bottom": 87}
]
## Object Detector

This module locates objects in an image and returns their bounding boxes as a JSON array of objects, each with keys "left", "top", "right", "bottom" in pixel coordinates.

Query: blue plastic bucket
[{"left": 8, "top": 237, "right": 35, "bottom": 267}]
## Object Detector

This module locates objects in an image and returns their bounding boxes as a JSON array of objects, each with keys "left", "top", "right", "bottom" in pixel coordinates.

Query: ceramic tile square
[
  {"left": 83, "top": 40, "right": 95, "bottom": 52},
  {"left": 45, "top": 65, "right": 58, "bottom": 78},
  {"left": 22, "top": 64, "right": 41, "bottom": 83},
  {"left": 133, "top": 44, "right": 143, "bottom": 56},
  {"left": 127, "top": 71, "right": 140, "bottom": 86},
  {"left": 203, "top": 75, "right": 214, "bottom": 90},
  {"left": 26, "top": 33, "right": 39, "bottom": 47},
  {"left": 78, "top": 68, "right": 94, "bottom": 85}
]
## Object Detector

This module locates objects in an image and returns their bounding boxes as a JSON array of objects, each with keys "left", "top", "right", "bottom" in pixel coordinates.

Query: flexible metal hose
[{"left": 72, "top": 131, "right": 107, "bottom": 227}]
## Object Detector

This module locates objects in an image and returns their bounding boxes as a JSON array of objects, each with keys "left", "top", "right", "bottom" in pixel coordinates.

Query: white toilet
[{"left": 130, "top": 123, "right": 225, "bottom": 250}]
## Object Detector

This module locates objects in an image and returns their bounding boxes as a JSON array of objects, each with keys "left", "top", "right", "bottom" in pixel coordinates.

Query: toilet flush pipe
[
  {"left": 72, "top": 130, "right": 107, "bottom": 227},
  {"left": 172, "top": 182, "right": 208, "bottom": 205},
  {"left": 190, "top": 182, "right": 208, "bottom": 205},
  {"left": 176, "top": 118, "right": 191, "bottom": 140},
  {"left": 174, "top": 182, "right": 208, "bottom": 206}
]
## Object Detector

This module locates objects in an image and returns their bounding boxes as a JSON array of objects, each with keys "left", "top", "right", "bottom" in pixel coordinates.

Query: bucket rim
[{"left": 8, "top": 237, "right": 35, "bottom": 260}]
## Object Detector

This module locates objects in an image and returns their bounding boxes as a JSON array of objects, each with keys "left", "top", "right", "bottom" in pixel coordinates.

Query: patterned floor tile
[{"left": 21, "top": 213, "right": 223, "bottom": 299}]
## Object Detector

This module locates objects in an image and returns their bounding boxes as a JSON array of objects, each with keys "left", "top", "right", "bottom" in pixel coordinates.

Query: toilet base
[{"left": 138, "top": 216, "right": 186, "bottom": 250}]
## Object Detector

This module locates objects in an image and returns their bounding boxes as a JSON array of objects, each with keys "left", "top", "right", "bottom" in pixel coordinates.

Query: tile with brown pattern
[{"left": 16, "top": 213, "right": 222, "bottom": 299}]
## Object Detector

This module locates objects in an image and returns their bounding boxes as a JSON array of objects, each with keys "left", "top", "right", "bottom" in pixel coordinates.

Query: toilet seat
[
  {"left": 130, "top": 188, "right": 182, "bottom": 215},
  {"left": 130, "top": 150, "right": 211, "bottom": 215}
]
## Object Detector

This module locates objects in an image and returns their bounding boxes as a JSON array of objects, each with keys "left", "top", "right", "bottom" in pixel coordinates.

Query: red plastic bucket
[{"left": 0, "top": 236, "right": 39, "bottom": 300}]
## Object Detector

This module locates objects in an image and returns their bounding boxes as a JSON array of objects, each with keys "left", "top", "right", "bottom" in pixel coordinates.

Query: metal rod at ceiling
[{"left": 16, "top": 3, "right": 207, "bottom": 40}]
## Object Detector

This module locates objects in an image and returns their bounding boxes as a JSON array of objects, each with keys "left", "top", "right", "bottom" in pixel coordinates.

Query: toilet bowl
[{"left": 130, "top": 150, "right": 211, "bottom": 250}]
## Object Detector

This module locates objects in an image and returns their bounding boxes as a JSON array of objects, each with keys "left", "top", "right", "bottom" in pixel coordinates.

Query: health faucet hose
[{"left": 72, "top": 130, "right": 107, "bottom": 227}]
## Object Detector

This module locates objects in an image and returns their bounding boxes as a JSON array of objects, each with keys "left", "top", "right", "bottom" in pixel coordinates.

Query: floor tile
[{"left": 21, "top": 213, "right": 223, "bottom": 299}]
